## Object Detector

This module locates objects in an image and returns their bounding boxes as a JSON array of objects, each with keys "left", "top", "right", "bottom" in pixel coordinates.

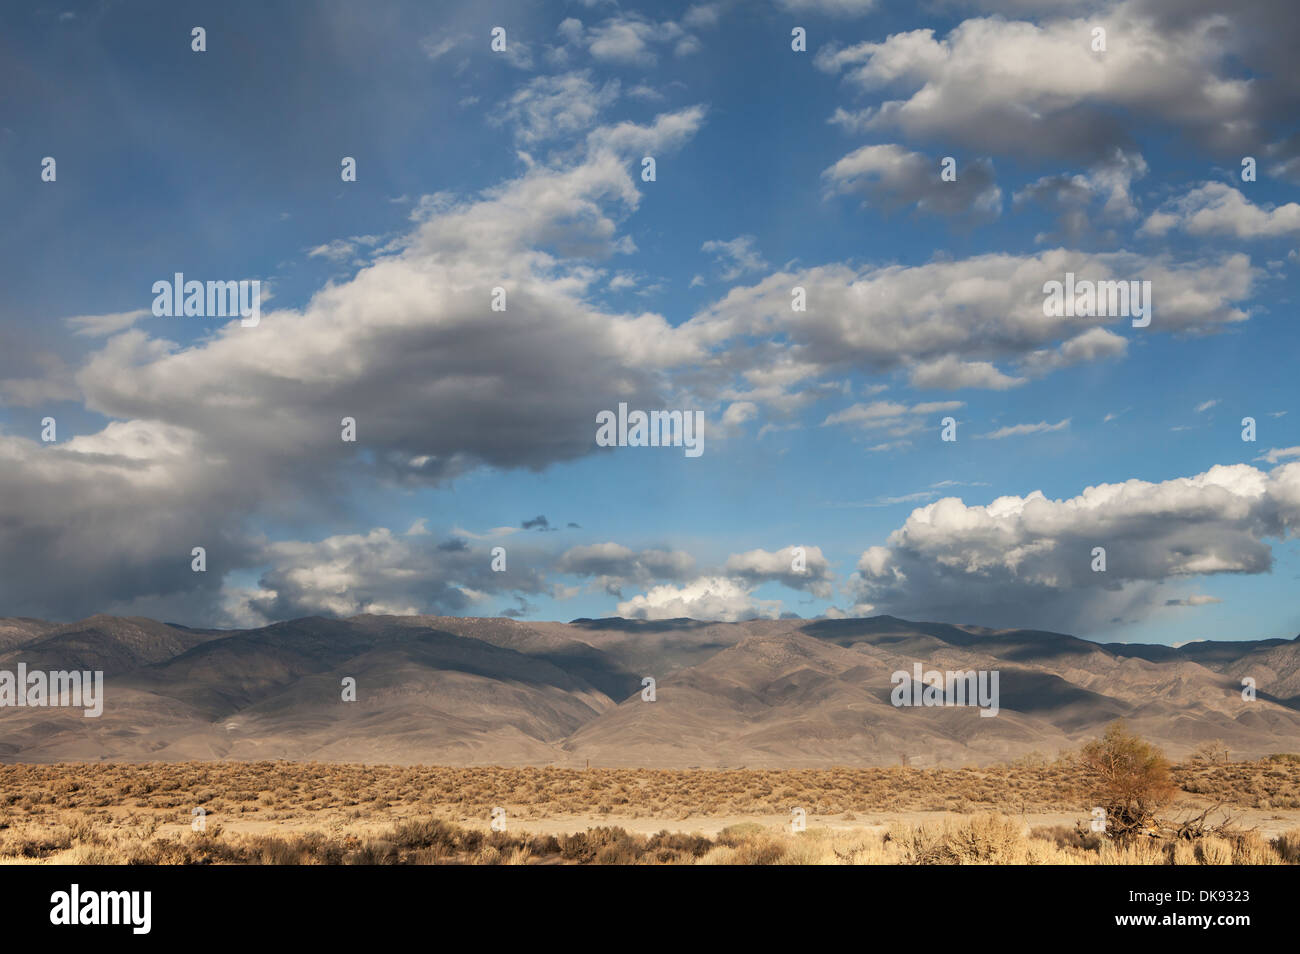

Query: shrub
[{"left": 1079, "top": 722, "right": 1175, "bottom": 839}]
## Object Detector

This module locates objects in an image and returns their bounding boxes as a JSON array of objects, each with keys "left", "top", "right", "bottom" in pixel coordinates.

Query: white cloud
[
  {"left": 65, "top": 309, "right": 149, "bottom": 338},
  {"left": 846, "top": 461, "right": 1300, "bottom": 632},
  {"left": 908, "top": 356, "right": 1026, "bottom": 391},
  {"left": 686, "top": 248, "right": 1255, "bottom": 402},
  {"left": 491, "top": 70, "right": 621, "bottom": 145},
  {"left": 617, "top": 576, "right": 783, "bottom": 621},
  {"left": 975, "top": 418, "right": 1071, "bottom": 439},
  {"left": 1140, "top": 182, "right": 1300, "bottom": 239},
  {"left": 245, "top": 526, "right": 552, "bottom": 623},
  {"left": 816, "top": 6, "right": 1269, "bottom": 160},
  {"left": 701, "top": 235, "right": 768, "bottom": 280},
  {"left": 822, "top": 399, "right": 963, "bottom": 432},
  {"left": 1256, "top": 446, "right": 1300, "bottom": 465},
  {"left": 565, "top": 14, "right": 700, "bottom": 67}
]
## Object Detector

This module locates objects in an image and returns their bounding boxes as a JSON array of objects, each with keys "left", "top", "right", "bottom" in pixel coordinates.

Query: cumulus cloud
[
  {"left": 823, "top": 144, "right": 1002, "bottom": 222},
  {"left": 723, "top": 545, "right": 835, "bottom": 597},
  {"left": 557, "top": 542, "right": 696, "bottom": 595},
  {"left": 242, "top": 526, "right": 551, "bottom": 623},
  {"left": 845, "top": 462, "right": 1300, "bottom": 633},
  {"left": 908, "top": 357, "right": 1026, "bottom": 391},
  {"left": 586, "top": 104, "right": 708, "bottom": 157},
  {"left": 1013, "top": 149, "right": 1148, "bottom": 243},
  {"left": 686, "top": 248, "right": 1255, "bottom": 406},
  {"left": 816, "top": 2, "right": 1294, "bottom": 160},
  {"left": 617, "top": 576, "right": 783, "bottom": 621},
  {"left": 0, "top": 37, "right": 1279, "bottom": 627},
  {"left": 0, "top": 421, "right": 257, "bottom": 620},
  {"left": 1020, "top": 327, "right": 1128, "bottom": 377},
  {"left": 1140, "top": 182, "right": 1300, "bottom": 239},
  {"left": 0, "top": 107, "right": 709, "bottom": 620}
]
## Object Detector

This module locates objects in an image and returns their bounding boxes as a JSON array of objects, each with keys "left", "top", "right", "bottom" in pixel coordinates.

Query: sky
[{"left": 0, "top": 0, "right": 1298, "bottom": 644}]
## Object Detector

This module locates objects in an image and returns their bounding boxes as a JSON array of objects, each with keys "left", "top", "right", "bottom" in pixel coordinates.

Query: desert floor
[{"left": 3, "top": 759, "right": 1299, "bottom": 864}]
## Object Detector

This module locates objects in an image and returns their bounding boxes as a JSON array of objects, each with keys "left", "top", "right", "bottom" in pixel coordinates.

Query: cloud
[
  {"left": 822, "top": 399, "right": 963, "bottom": 435},
  {"left": 823, "top": 144, "right": 1002, "bottom": 222},
  {"left": 845, "top": 462, "right": 1300, "bottom": 633},
  {"left": 557, "top": 542, "right": 696, "bottom": 595},
  {"left": 686, "top": 249, "right": 1255, "bottom": 404},
  {"left": 65, "top": 309, "right": 150, "bottom": 338},
  {"left": 1195, "top": 399, "right": 1219, "bottom": 413},
  {"left": 561, "top": 14, "right": 704, "bottom": 67},
  {"left": 1140, "top": 182, "right": 1300, "bottom": 239},
  {"left": 589, "top": 17, "right": 664, "bottom": 64},
  {"left": 776, "top": 0, "right": 877, "bottom": 14},
  {"left": 723, "top": 545, "right": 835, "bottom": 597},
  {"left": 1020, "top": 327, "right": 1128, "bottom": 377},
  {"left": 1165, "top": 594, "right": 1223, "bottom": 607},
  {"left": 1256, "top": 446, "right": 1300, "bottom": 465},
  {"left": 617, "top": 576, "right": 782, "bottom": 621},
  {"left": 683, "top": 4, "right": 724, "bottom": 29},
  {"left": 1013, "top": 149, "right": 1148, "bottom": 243},
  {"left": 975, "top": 418, "right": 1071, "bottom": 439},
  {"left": 307, "top": 240, "right": 358, "bottom": 262},
  {"left": 586, "top": 105, "right": 708, "bottom": 156},
  {"left": 491, "top": 70, "right": 621, "bottom": 145},
  {"left": 77, "top": 110, "right": 708, "bottom": 484},
  {"left": 0, "top": 420, "right": 258, "bottom": 620},
  {"left": 0, "top": 108, "right": 709, "bottom": 619},
  {"left": 701, "top": 236, "right": 768, "bottom": 281},
  {"left": 816, "top": 3, "right": 1292, "bottom": 160},
  {"left": 243, "top": 527, "right": 550, "bottom": 623},
  {"left": 420, "top": 34, "right": 465, "bottom": 61},
  {"left": 908, "top": 356, "right": 1026, "bottom": 391}
]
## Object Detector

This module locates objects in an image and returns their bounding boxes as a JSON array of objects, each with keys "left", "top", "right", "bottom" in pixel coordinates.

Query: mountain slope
[{"left": 0, "top": 613, "right": 1296, "bottom": 766}]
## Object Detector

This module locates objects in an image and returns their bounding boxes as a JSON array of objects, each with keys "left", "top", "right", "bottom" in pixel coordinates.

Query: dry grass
[
  {"left": 2, "top": 758, "right": 1297, "bottom": 865},
  {"left": 3, "top": 812, "right": 1295, "bottom": 865},
  {"left": 4, "top": 757, "right": 1298, "bottom": 817}
]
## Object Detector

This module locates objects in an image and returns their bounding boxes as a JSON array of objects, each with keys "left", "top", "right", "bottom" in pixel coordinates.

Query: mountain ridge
[{"left": 0, "top": 613, "right": 1295, "bottom": 767}]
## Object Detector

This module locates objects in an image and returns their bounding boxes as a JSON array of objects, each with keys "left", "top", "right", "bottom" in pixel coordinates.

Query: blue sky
[{"left": 1, "top": 0, "right": 1298, "bottom": 644}]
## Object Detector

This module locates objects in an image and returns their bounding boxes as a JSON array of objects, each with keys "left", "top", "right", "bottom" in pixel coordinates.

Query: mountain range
[{"left": 0, "top": 614, "right": 1296, "bottom": 767}]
